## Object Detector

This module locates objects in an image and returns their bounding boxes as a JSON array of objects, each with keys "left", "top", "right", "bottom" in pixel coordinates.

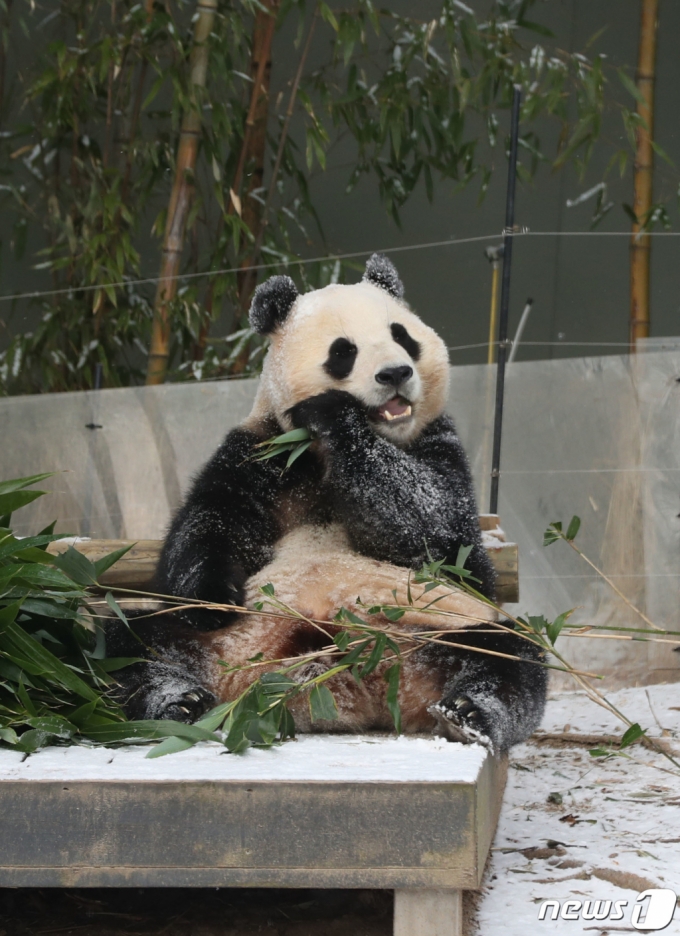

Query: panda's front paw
[
  {"left": 428, "top": 694, "right": 495, "bottom": 752},
  {"left": 159, "top": 685, "right": 217, "bottom": 723},
  {"left": 287, "top": 390, "right": 366, "bottom": 436},
  {"left": 143, "top": 670, "right": 217, "bottom": 723},
  {"left": 145, "top": 684, "right": 217, "bottom": 725}
]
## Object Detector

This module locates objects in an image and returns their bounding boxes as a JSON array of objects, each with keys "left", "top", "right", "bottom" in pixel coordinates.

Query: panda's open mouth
[{"left": 373, "top": 395, "right": 413, "bottom": 423}]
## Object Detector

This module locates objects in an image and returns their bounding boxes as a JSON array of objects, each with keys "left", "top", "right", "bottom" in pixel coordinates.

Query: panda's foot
[
  {"left": 428, "top": 694, "right": 495, "bottom": 753},
  {"left": 156, "top": 685, "right": 217, "bottom": 723},
  {"left": 127, "top": 663, "right": 217, "bottom": 723}
]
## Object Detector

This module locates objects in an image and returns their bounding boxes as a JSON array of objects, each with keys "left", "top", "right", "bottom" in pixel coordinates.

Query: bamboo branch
[
  {"left": 146, "top": 0, "right": 218, "bottom": 385},
  {"left": 559, "top": 532, "right": 663, "bottom": 631}
]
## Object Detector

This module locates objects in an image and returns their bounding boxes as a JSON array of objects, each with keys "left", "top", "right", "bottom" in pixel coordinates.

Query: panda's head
[{"left": 248, "top": 254, "right": 450, "bottom": 446}]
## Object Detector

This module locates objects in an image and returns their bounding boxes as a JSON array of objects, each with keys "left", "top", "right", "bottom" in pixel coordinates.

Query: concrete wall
[{"left": 2, "top": 349, "right": 678, "bottom": 688}]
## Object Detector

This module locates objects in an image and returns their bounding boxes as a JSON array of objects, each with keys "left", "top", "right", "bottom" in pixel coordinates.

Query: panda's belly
[
  {"left": 196, "top": 523, "right": 498, "bottom": 733},
  {"left": 245, "top": 522, "right": 495, "bottom": 625}
]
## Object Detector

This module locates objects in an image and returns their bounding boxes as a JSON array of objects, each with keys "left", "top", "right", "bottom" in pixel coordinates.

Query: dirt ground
[
  {"left": 0, "top": 887, "right": 483, "bottom": 936},
  {"left": 0, "top": 888, "right": 393, "bottom": 936}
]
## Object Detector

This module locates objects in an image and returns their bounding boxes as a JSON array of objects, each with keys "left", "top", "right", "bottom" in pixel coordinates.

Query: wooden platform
[
  {"left": 46, "top": 515, "right": 519, "bottom": 604},
  {"left": 0, "top": 736, "right": 507, "bottom": 936}
]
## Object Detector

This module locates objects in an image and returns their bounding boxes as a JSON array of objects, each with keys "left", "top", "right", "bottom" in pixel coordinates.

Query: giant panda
[{"left": 109, "top": 255, "right": 546, "bottom": 753}]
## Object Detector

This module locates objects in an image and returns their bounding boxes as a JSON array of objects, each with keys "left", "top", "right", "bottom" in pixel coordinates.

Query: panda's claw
[
  {"left": 428, "top": 696, "right": 495, "bottom": 753},
  {"left": 154, "top": 683, "right": 217, "bottom": 724}
]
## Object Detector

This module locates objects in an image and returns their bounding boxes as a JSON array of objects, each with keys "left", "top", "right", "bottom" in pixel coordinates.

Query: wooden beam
[{"left": 48, "top": 529, "right": 519, "bottom": 603}]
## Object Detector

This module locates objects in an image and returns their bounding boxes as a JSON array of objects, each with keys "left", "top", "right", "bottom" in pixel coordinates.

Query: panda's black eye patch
[
  {"left": 324, "top": 337, "right": 358, "bottom": 379},
  {"left": 390, "top": 322, "right": 421, "bottom": 361}
]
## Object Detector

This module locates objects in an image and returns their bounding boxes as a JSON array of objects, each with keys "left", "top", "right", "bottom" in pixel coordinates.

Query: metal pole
[{"left": 489, "top": 86, "right": 521, "bottom": 514}]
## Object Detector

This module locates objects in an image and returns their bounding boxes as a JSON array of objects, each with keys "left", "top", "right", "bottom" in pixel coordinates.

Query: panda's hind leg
[{"left": 429, "top": 626, "right": 547, "bottom": 753}]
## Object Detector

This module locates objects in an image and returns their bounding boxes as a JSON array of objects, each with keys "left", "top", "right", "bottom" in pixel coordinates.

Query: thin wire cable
[
  {"left": 501, "top": 467, "right": 680, "bottom": 474},
  {"left": 0, "top": 232, "right": 499, "bottom": 305},
  {"left": 3, "top": 228, "right": 680, "bottom": 306},
  {"left": 447, "top": 340, "right": 639, "bottom": 351}
]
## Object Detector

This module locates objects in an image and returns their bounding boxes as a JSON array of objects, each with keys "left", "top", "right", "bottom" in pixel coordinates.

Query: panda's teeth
[{"left": 382, "top": 404, "right": 412, "bottom": 422}]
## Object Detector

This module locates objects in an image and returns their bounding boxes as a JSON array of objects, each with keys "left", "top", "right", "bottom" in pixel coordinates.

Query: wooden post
[
  {"left": 394, "top": 890, "right": 462, "bottom": 936},
  {"left": 146, "top": 0, "right": 218, "bottom": 386},
  {"left": 630, "top": 0, "right": 659, "bottom": 351}
]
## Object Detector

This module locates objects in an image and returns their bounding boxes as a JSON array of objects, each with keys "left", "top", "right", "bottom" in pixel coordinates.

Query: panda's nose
[{"left": 375, "top": 365, "right": 413, "bottom": 387}]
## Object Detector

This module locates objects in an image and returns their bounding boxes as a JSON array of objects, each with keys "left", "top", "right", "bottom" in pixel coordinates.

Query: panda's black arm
[
  {"left": 289, "top": 390, "right": 496, "bottom": 598},
  {"left": 155, "top": 425, "right": 284, "bottom": 628}
]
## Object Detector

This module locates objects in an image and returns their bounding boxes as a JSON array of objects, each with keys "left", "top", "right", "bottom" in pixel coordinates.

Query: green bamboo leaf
[
  {"left": 545, "top": 609, "right": 574, "bottom": 645},
  {"left": 616, "top": 68, "right": 646, "bottom": 105},
  {"left": 86, "top": 719, "right": 218, "bottom": 744},
  {"left": 286, "top": 440, "right": 312, "bottom": 468},
  {"left": 455, "top": 544, "right": 474, "bottom": 569},
  {"left": 358, "top": 632, "right": 386, "bottom": 677},
  {"left": 17, "top": 674, "right": 38, "bottom": 716},
  {"left": 620, "top": 722, "right": 646, "bottom": 749},
  {"left": 0, "top": 727, "right": 18, "bottom": 745},
  {"left": 94, "top": 543, "right": 134, "bottom": 579},
  {"left": 0, "top": 490, "right": 45, "bottom": 516},
  {"left": 565, "top": 516, "right": 581, "bottom": 542},
  {"left": 25, "top": 715, "right": 77, "bottom": 739},
  {"left": 309, "top": 684, "right": 338, "bottom": 722},
  {"left": 146, "top": 736, "right": 195, "bottom": 758},
  {"left": 384, "top": 662, "right": 402, "bottom": 733},
  {"left": 0, "top": 533, "right": 69, "bottom": 563},
  {"left": 0, "top": 473, "right": 57, "bottom": 496},
  {"left": 9, "top": 564, "right": 80, "bottom": 591},
  {"left": 52, "top": 546, "right": 98, "bottom": 586},
  {"left": 95, "top": 656, "right": 144, "bottom": 672},
  {"left": 2, "top": 614, "right": 99, "bottom": 701},
  {"left": 255, "top": 428, "right": 311, "bottom": 447},
  {"left": 543, "top": 522, "right": 562, "bottom": 547},
  {"left": 13, "top": 729, "right": 55, "bottom": 753},
  {"left": 650, "top": 140, "right": 675, "bottom": 168},
  {"left": 337, "top": 637, "right": 372, "bottom": 669}
]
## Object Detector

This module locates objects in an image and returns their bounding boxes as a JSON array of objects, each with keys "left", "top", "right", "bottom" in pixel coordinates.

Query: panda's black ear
[
  {"left": 362, "top": 253, "right": 404, "bottom": 300},
  {"left": 249, "top": 275, "right": 299, "bottom": 335}
]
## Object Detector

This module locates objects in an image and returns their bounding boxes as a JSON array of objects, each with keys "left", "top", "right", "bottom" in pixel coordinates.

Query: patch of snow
[
  {"left": 473, "top": 682, "right": 680, "bottom": 935},
  {"left": 0, "top": 734, "right": 488, "bottom": 784}
]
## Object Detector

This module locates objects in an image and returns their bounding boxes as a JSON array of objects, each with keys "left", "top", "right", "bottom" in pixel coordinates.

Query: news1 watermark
[{"left": 538, "top": 889, "right": 677, "bottom": 930}]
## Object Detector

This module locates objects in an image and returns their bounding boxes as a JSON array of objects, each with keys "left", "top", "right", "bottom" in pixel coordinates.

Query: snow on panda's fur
[{"left": 109, "top": 255, "right": 546, "bottom": 752}]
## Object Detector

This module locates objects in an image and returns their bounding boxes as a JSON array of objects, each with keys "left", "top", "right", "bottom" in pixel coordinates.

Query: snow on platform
[
  {"left": 0, "top": 734, "right": 487, "bottom": 784},
  {"left": 473, "top": 682, "right": 680, "bottom": 935}
]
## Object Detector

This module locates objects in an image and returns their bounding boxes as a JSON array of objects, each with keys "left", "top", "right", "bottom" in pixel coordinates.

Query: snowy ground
[{"left": 474, "top": 682, "right": 680, "bottom": 936}]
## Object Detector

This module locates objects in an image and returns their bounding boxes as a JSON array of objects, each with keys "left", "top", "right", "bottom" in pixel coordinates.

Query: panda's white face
[{"left": 254, "top": 281, "right": 450, "bottom": 446}]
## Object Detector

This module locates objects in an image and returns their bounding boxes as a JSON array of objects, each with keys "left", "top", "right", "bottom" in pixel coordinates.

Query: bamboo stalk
[
  {"left": 487, "top": 259, "right": 500, "bottom": 365},
  {"left": 194, "top": 1, "right": 279, "bottom": 361},
  {"left": 629, "top": 0, "right": 659, "bottom": 351},
  {"left": 146, "top": 0, "right": 218, "bottom": 385},
  {"left": 237, "top": 7, "right": 318, "bottom": 319}
]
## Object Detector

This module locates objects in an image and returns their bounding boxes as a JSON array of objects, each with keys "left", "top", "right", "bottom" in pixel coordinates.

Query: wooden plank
[
  {"left": 47, "top": 532, "right": 519, "bottom": 603},
  {"left": 0, "top": 739, "right": 504, "bottom": 891}
]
